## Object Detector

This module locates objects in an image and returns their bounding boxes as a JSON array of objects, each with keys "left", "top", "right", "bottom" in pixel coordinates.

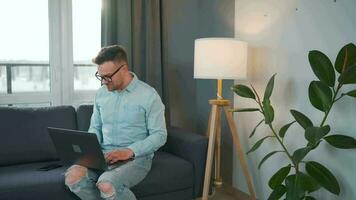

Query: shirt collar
[{"left": 125, "top": 72, "right": 138, "bottom": 92}]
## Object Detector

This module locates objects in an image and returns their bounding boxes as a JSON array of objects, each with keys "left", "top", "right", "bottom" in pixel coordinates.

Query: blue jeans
[{"left": 65, "top": 155, "right": 152, "bottom": 200}]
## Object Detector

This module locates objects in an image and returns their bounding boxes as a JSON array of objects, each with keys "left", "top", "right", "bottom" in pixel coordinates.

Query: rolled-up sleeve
[{"left": 128, "top": 92, "right": 167, "bottom": 157}]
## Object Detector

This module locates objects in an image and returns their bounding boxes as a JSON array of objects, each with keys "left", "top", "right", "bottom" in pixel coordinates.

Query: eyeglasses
[{"left": 95, "top": 64, "right": 126, "bottom": 82}]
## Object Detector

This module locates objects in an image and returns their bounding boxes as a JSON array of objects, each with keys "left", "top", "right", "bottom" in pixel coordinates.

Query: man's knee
[
  {"left": 97, "top": 181, "right": 115, "bottom": 197},
  {"left": 65, "top": 165, "right": 87, "bottom": 185}
]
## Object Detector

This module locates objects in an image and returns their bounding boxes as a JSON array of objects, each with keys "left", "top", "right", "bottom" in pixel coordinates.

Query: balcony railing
[{"left": 0, "top": 61, "right": 95, "bottom": 94}]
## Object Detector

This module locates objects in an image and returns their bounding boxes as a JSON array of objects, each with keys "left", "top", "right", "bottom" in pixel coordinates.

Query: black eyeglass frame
[{"left": 95, "top": 63, "right": 126, "bottom": 82}]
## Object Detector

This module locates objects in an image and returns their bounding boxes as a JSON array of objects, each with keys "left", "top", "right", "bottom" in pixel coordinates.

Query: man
[{"left": 64, "top": 45, "right": 167, "bottom": 200}]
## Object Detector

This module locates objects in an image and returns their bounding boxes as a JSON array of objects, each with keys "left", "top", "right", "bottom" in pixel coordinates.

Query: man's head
[{"left": 93, "top": 45, "right": 131, "bottom": 91}]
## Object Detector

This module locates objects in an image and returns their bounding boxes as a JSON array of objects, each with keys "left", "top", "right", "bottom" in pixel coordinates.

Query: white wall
[{"left": 233, "top": 0, "right": 356, "bottom": 199}]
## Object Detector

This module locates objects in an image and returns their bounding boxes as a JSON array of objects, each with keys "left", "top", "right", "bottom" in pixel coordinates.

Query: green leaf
[
  {"left": 284, "top": 172, "right": 319, "bottom": 199},
  {"left": 299, "top": 172, "right": 320, "bottom": 193},
  {"left": 305, "top": 196, "right": 317, "bottom": 200},
  {"left": 308, "top": 81, "right": 333, "bottom": 112},
  {"left": 279, "top": 121, "right": 296, "bottom": 138},
  {"left": 263, "top": 100, "right": 274, "bottom": 124},
  {"left": 305, "top": 126, "right": 331, "bottom": 144},
  {"left": 232, "top": 85, "right": 256, "bottom": 99},
  {"left": 249, "top": 119, "right": 264, "bottom": 138},
  {"left": 338, "top": 63, "right": 356, "bottom": 84},
  {"left": 345, "top": 89, "right": 356, "bottom": 97},
  {"left": 309, "top": 50, "right": 336, "bottom": 87},
  {"left": 264, "top": 74, "right": 277, "bottom": 101},
  {"left": 285, "top": 174, "right": 305, "bottom": 200},
  {"left": 290, "top": 109, "right": 313, "bottom": 129},
  {"left": 268, "top": 185, "right": 287, "bottom": 200},
  {"left": 307, "top": 141, "right": 321, "bottom": 150},
  {"left": 231, "top": 108, "right": 260, "bottom": 112},
  {"left": 269, "top": 164, "right": 291, "bottom": 189},
  {"left": 292, "top": 147, "right": 311, "bottom": 164},
  {"left": 258, "top": 151, "right": 281, "bottom": 169},
  {"left": 335, "top": 43, "right": 356, "bottom": 73},
  {"left": 247, "top": 136, "right": 271, "bottom": 154},
  {"left": 305, "top": 161, "right": 340, "bottom": 195},
  {"left": 324, "top": 134, "right": 356, "bottom": 149}
]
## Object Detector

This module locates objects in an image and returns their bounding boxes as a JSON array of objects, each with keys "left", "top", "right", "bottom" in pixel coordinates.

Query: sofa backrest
[
  {"left": 0, "top": 106, "right": 77, "bottom": 166},
  {"left": 76, "top": 104, "right": 93, "bottom": 131}
]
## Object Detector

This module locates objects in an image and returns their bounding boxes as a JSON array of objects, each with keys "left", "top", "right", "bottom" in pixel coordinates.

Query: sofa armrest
[{"left": 164, "top": 127, "right": 208, "bottom": 198}]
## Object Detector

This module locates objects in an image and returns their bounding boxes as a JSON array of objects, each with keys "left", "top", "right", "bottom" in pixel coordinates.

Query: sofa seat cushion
[
  {"left": 0, "top": 161, "right": 78, "bottom": 200},
  {"left": 133, "top": 151, "right": 194, "bottom": 198},
  {"left": 0, "top": 152, "right": 193, "bottom": 199}
]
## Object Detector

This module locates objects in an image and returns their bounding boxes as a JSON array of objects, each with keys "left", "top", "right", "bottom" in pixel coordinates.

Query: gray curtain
[
  {"left": 101, "top": 0, "right": 169, "bottom": 124},
  {"left": 101, "top": 0, "right": 164, "bottom": 100}
]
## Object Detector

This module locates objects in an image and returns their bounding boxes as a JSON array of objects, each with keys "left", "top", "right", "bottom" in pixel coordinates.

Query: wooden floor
[
  {"left": 209, "top": 185, "right": 250, "bottom": 200},
  {"left": 209, "top": 188, "right": 237, "bottom": 200}
]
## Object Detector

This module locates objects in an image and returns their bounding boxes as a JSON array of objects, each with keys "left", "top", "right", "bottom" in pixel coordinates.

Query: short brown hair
[{"left": 92, "top": 45, "right": 128, "bottom": 65}]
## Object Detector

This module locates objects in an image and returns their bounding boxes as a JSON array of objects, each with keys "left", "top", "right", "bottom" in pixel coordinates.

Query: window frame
[{"left": 0, "top": 0, "right": 98, "bottom": 107}]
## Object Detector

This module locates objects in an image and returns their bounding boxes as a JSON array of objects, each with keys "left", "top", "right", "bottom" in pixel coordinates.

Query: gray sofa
[{"left": 0, "top": 105, "right": 208, "bottom": 200}]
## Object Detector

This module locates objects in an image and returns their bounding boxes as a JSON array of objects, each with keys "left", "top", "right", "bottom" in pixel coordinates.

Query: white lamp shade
[{"left": 194, "top": 38, "right": 247, "bottom": 80}]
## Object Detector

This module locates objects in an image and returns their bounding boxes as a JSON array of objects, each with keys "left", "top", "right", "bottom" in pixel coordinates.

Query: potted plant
[{"left": 232, "top": 43, "right": 356, "bottom": 200}]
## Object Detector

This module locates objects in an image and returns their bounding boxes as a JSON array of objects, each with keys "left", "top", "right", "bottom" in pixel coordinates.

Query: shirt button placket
[{"left": 115, "top": 92, "right": 123, "bottom": 134}]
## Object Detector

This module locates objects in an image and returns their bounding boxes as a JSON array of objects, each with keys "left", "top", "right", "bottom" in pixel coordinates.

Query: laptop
[{"left": 47, "top": 127, "right": 128, "bottom": 171}]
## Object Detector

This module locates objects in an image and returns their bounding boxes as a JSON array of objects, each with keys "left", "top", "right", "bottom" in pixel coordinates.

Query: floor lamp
[{"left": 194, "top": 38, "right": 256, "bottom": 200}]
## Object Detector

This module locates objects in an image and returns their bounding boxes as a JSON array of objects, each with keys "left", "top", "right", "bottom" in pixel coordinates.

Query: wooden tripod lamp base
[
  {"left": 201, "top": 99, "right": 257, "bottom": 200},
  {"left": 193, "top": 38, "right": 251, "bottom": 199}
]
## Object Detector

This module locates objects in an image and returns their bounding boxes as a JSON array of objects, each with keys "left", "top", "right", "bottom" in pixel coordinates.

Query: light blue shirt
[{"left": 88, "top": 73, "right": 167, "bottom": 158}]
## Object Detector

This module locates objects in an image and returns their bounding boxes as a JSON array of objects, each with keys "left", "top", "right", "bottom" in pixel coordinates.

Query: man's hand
[{"left": 104, "top": 149, "right": 134, "bottom": 164}]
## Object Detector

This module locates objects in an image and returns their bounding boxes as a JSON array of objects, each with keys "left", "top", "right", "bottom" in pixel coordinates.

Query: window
[
  {"left": 0, "top": 0, "right": 49, "bottom": 95},
  {"left": 72, "top": 0, "right": 101, "bottom": 91},
  {"left": 0, "top": 0, "right": 102, "bottom": 106},
  {"left": 11, "top": 65, "right": 50, "bottom": 93},
  {"left": 0, "top": 66, "right": 7, "bottom": 93}
]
